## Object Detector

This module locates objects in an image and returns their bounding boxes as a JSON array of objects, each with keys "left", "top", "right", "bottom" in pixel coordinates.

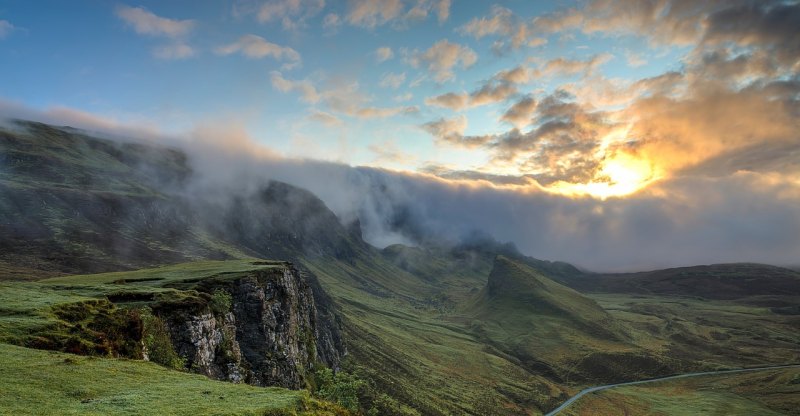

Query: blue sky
[
  {"left": 0, "top": 0, "right": 797, "bottom": 198},
  {"left": 0, "top": 2, "right": 669, "bottom": 169}
]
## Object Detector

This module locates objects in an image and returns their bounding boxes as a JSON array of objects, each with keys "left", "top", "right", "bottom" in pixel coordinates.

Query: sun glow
[{"left": 548, "top": 153, "right": 658, "bottom": 199}]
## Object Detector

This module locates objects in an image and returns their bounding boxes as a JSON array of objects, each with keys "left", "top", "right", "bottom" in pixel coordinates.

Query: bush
[
  {"left": 313, "top": 368, "right": 364, "bottom": 413},
  {"left": 141, "top": 310, "right": 185, "bottom": 370},
  {"left": 210, "top": 290, "right": 233, "bottom": 315}
]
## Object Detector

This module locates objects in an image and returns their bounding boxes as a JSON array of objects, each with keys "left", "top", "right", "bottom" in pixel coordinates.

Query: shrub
[
  {"left": 141, "top": 310, "right": 185, "bottom": 370},
  {"left": 313, "top": 368, "right": 364, "bottom": 413},
  {"left": 210, "top": 289, "right": 233, "bottom": 315}
]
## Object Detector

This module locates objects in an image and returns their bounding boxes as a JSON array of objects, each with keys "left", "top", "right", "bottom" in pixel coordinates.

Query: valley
[{"left": 0, "top": 121, "right": 799, "bottom": 415}]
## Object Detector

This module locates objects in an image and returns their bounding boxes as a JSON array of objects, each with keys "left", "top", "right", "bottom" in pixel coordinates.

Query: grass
[
  {"left": 561, "top": 367, "right": 800, "bottom": 416},
  {"left": 0, "top": 260, "right": 294, "bottom": 353},
  {"left": 590, "top": 293, "right": 800, "bottom": 369},
  {"left": 303, "top": 254, "right": 571, "bottom": 415},
  {"left": 0, "top": 343, "right": 345, "bottom": 416},
  {"left": 303, "top": 249, "right": 800, "bottom": 415},
  {"left": 41, "top": 259, "right": 281, "bottom": 286}
]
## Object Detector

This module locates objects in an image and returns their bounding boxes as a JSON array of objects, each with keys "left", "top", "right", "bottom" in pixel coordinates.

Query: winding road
[{"left": 544, "top": 364, "right": 800, "bottom": 416}]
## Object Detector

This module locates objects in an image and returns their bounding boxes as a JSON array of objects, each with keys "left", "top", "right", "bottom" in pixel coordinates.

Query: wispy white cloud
[
  {"left": 346, "top": 0, "right": 404, "bottom": 28},
  {"left": 270, "top": 71, "right": 320, "bottom": 103},
  {"left": 217, "top": 35, "right": 301, "bottom": 68},
  {"left": 408, "top": 39, "right": 477, "bottom": 82},
  {"left": 308, "top": 110, "right": 342, "bottom": 126},
  {"left": 322, "top": 13, "right": 341, "bottom": 32},
  {"left": 345, "top": 0, "right": 451, "bottom": 28},
  {"left": 0, "top": 20, "right": 14, "bottom": 39},
  {"left": 116, "top": 5, "right": 196, "bottom": 60},
  {"left": 153, "top": 42, "right": 196, "bottom": 60},
  {"left": 116, "top": 6, "right": 194, "bottom": 38},
  {"left": 379, "top": 72, "right": 406, "bottom": 89},
  {"left": 625, "top": 50, "right": 647, "bottom": 67},
  {"left": 256, "top": 0, "right": 326, "bottom": 30},
  {"left": 375, "top": 46, "right": 394, "bottom": 62}
]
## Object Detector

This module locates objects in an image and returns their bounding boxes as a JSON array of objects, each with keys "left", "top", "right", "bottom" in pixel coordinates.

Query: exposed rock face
[{"left": 157, "top": 263, "right": 343, "bottom": 389}]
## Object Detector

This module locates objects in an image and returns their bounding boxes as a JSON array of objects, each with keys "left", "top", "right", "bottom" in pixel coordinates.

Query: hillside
[
  {"left": 563, "top": 263, "right": 800, "bottom": 301},
  {"left": 0, "top": 120, "right": 363, "bottom": 279},
  {"left": 465, "top": 256, "right": 675, "bottom": 384}
]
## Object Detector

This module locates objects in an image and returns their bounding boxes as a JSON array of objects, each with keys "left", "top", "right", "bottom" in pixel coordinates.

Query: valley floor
[{"left": 559, "top": 366, "right": 800, "bottom": 416}]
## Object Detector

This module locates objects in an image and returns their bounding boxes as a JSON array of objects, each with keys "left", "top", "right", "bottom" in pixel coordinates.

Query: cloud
[
  {"left": 153, "top": 42, "right": 196, "bottom": 60},
  {"left": 368, "top": 139, "right": 417, "bottom": 165},
  {"left": 216, "top": 35, "right": 301, "bottom": 67},
  {"left": 493, "top": 65, "right": 534, "bottom": 84},
  {"left": 421, "top": 90, "right": 615, "bottom": 185},
  {"left": 459, "top": 5, "right": 548, "bottom": 52},
  {"left": 233, "top": 0, "right": 325, "bottom": 30},
  {"left": 270, "top": 71, "right": 321, "bottom": 103},
  {"left": 350, "top": 105, "right": 419, "bottom": 118},
  {"left": 624, "top": 50, "right": 647, "bottom": 68},
  {"left": 0, "top": 20, "right": 14, "bottom": 39},
  {"left": 435, "top": 0, "right": 451, "bottom": 23},
  {"left": 501, "top": 95, "right": 537, "bottom": 128},
  {"left": 308, "top": 110, "right": 342, "bottom": 126},
  {"left": 323, "top": 13, "right": 341, "bottom": 31},
  {"left": 421, "top": 115, "right": 493, "bottom": 148},
  {"left": 271, "top": 72, "right": 418, "bottom": 118},
  {"left": 459, "top": 5, "right": 528, "bottom": 48},
  {"left": 538, "top": 53, "right": 613, "bottom": 77},
  {"left": 424, "top": 80, "right": 517, "bottom": 110},
  {"left": 405, "top": 0, "right": 451, "bottom": 24},
  {"left": 701, "top": 2, "right": 800, "bottom": 68},
  {"left": 5, "top": 100, "right": 800, "bottom": 272},
  {"left": 393, "top": 92, "right": 413, "bottom": 102},
  {"left": 375, "top": 46, "right": 394, "bottom": 63},
  {"left": 379, "top": 72, "right": 406, "bottom": 89},
  {"left": 115, "top": 5, "right": 196, "bottom": 60},
  {"left": 425, "top": 92, "right": 468, "bottom": 110},
  {"left": 408, "top": 39, "right": 478, "bottom": 82},
  {"left": 116, "top": 5, "right": 194, "bottom": 38},
  {"left": 346, "top": 0, "right": 404, "bottom": 28}
]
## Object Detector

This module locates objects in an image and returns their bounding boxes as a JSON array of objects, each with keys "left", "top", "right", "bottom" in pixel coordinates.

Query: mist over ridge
[{"left": 3, "top": 105, "right": 798, "bottom": 272}]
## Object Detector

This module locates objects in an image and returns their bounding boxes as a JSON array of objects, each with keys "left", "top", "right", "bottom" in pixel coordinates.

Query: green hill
[{"left": 466, "top": 256, "right": 676, "bottom": 384}]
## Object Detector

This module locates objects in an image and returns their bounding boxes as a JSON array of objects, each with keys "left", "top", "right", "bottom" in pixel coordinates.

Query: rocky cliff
[{"left": 150, "top": 262, "right": 342, "bottom": 389}]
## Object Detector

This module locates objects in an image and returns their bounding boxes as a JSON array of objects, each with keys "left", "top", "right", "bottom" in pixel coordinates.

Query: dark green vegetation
[
  {"left": 561, "top": 367, "right": 800, "bottom": 416},
  {"left": 1, "top": 121, "right": 800, "bottom": 415}
]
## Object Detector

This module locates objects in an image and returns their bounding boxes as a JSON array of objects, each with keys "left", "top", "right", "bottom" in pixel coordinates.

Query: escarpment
[{"left": 150, "top": 262, "right": 343, "bottom": 389}]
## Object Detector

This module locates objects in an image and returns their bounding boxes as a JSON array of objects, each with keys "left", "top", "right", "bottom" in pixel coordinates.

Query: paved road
[{"left": 544, "top": 364, "right": 800, "bottom": 416}]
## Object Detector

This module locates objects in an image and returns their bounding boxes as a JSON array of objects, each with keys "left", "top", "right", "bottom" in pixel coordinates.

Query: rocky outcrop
[{"left": 153, "top": 263, "right": 343, "bottom": 389}]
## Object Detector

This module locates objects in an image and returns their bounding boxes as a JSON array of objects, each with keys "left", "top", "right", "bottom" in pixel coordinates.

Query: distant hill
[
  {"left": 564, "top": 263, "right": 800, "bottom": 300},
  {"left": 464, "top": 256, "right": 672, "bottom": 383}
]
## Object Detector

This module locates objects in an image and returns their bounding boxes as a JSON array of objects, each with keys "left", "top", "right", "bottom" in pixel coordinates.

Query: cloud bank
[{"left": 3, "top": 99, "right": 799, "bottom": 272}]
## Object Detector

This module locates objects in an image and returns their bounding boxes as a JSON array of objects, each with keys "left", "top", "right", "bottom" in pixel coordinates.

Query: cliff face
[{"left": 154, "top": 263, "right": 342, "bottom": 389}]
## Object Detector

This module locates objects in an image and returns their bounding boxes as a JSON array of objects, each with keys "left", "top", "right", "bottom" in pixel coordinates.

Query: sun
[{"left": 548, "top": 154, "right": 657, "bottom": 199}]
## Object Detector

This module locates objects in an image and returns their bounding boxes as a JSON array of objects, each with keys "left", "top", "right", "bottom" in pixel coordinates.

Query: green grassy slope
[
  {"left": 0, "top": 260, "right": 287, "bottom": 350},
  {"left": 465, "top": 256, "right": 665, "bottom": 384},
  {"left": 304, "top": 254, "right": 570, "bottom": 415},
  {"left": 561, "top": 367, "right": 800, "bottom": 416},
  {"left": 0, "top": 343, "right": 344, "bottom": 416}
]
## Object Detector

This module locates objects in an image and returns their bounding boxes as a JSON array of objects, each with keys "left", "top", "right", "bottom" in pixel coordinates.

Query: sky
[{"left": 1, "top": 0, "right": 799, "bottom": 270}]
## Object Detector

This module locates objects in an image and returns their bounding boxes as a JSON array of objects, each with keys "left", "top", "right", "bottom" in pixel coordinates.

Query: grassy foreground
[{"left": 0, "top": 343, "right": 348, "bottom": 416}]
